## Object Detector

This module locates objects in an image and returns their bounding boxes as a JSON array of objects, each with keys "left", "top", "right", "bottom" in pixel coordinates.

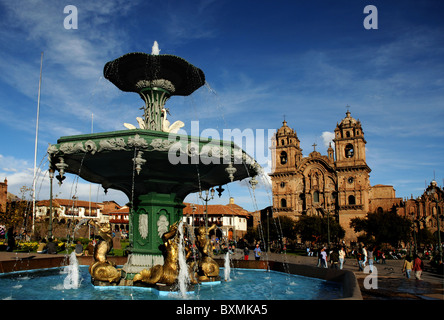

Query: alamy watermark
[
  {"left": 63, "top": 5, "right": 78, "bottom": 30},
  {"left": 363, "top": 5, "right": 378, "bottom": 30},
  {"left": 166, "top": 121, "right": 275, "bottom": 169},
  {"left": 63, "top": 4, "right": 378, "bottom": 31},
  {"left": 363, "top": 265, "right": 378, "bottom": 289}
]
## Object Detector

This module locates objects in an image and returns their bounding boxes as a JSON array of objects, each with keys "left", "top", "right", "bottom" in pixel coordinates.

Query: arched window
[
  {"left": 348, "top": 195, "right": 356, "bottom": 205},
  {"left": 313, "top": 191, "right": 319, "bottom": 203},
  {"left": 346, "top": 131, "right": 350, "bottom": 137},
  {"left": 280, "top": 151, "right": 288, "bottom": 164},
  {"left": 281, "top": 198, "right": 287, "bottom": 208},
  {"left": 281, "top": 139, "right": 285, "bottom": 146}
]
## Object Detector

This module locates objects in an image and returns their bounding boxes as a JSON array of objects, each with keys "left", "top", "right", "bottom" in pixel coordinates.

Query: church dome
[
  {"left": 277, "top": 120, "right": 296, "bottom": 136},
  {"left": 339, "top": 110, "right": 357, "bottom": 126},
  {"left": 337, "top": 110, "right": 362, "bottom": 130}
]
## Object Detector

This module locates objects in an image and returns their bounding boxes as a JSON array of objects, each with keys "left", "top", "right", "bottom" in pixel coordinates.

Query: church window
[
  {"left": 313, "top": 191, "right": 319, "bottom": 203},
  {"left": 345, "top": 144, "right": 354, "bottom": 158},
  {"left": 281, "top": 139, "right": 285, "bottom": 146},
  {"left": 280, "top": 151, "right": 288, "bottom": 164},
  {"left": 281, "top": 198, "right": 287, "bottom": 208},
  {"left": 348, "top": 195, "right": 356, "bottom": 205},
  {"left": 377, "top": 207, "right": 383, "bottom": 214},
  {"left": 280, "top": 182, "right": 286, "bottom": 188},
  {"left": 346, "top": 131, "right": 350, "bottom": 137}
]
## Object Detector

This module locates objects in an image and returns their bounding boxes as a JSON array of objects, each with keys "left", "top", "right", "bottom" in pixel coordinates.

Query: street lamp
[{"left": 199, "top": 188, "right": 215, "bottom": 235}]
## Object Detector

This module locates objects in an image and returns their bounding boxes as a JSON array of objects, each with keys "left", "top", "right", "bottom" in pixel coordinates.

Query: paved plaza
[{"left": 256, "top": 252, "right": 444, "bottom": 300}]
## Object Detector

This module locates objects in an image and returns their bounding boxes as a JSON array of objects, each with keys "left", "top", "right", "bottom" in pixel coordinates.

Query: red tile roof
[
  {"left": 108, "top": 206, "right": 130, "bottom": 215},
  {"left": 36, "top": 199, "right": 101, "bottom": 209},
  {"left": 183, "top": 202, "right": 251, "bottom": 217}
]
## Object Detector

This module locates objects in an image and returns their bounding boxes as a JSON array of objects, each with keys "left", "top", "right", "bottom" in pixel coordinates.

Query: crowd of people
[{"left": 307, "top": 244, "right": 430, "bottom": 280}]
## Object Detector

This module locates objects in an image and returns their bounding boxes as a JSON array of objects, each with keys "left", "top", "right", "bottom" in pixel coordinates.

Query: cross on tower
[{"left": 312, "top": 143, "right": 317, "bottom": 152}]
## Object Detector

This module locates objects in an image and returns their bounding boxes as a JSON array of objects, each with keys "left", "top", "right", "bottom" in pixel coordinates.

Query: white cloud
[{"left": 321, "top": 131, "right": 335, "bottom": 148}]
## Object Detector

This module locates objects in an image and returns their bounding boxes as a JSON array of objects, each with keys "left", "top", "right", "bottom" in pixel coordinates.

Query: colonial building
[
  {"left": 102, "top": 197, "right": 254, "bottom": 240},
  {"left": 0, "top": 178, "right": 7, "bottom": 213},
  {"left": 269, "top": 111, "right": 395, "bottom": 244},
  {"left": 108, "top": 205, "right": 130, "bottom": 234},
  {"left": 35, "top": 198, "right": 108, "bottom": 224},
  {"left": 182, "top": 197, "right": 253, "bottom": 240},
  {"left": 398, "top": 180, "right": 444, "bottom": 241}
]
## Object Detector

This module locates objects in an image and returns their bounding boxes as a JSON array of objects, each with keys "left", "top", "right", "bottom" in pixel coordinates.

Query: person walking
[
  {"left": 320, "top": 247, "right": 328, "bottom": 268},
  {"left": 316, "top": 247, "right": 322, "bottom": 267},
  {"left": 253, "top": 244, "right": 261, "bottom": 261},
  {"left": 367, "top": 246, "right": 374, "bottom": 273},
  {"left": 356, "top": 248, "right": 364, "bottom": 271},
  {"left": 330, "top": 248, "right": 339, "bottom": 269},
  {"left": 243, "top": 246, "right": 250, "bottom": 260},
  {"left": 412, "top": 254, "right": 424, "bottom": 280},
  {"left": 402, "top": 256, "right": 413, "bottom": 279},
  {"left": 362, "top": 245, "right": 368, "bottom": 267},
  {"left": 6, "top": 227, "right": 15, "bottom": 252},
  {"left": 339, "top": 246, "right": 346, "bottom": 270}
]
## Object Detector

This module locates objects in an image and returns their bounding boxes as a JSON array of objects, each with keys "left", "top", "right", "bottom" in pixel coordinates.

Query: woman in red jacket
[{"left": 412, "top": 254, "right": 424, "bottom": 280}]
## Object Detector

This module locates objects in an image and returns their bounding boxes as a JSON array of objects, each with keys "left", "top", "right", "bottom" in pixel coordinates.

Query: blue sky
[{"left": 0, "top": 0, "right": 443, "bottom": 211}]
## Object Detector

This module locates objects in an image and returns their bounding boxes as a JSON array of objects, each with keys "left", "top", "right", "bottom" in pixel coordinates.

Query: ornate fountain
[{"left": 47, "top": 42, "right": 261, "bottom": 291}]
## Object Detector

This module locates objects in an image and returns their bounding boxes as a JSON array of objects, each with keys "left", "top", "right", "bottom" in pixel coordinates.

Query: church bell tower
[
  {"left": 333, "top": 110, "right": 371, "bottom": 240},
  {"left": 269, "top": 120, "right": 303, "bottom": 214}
]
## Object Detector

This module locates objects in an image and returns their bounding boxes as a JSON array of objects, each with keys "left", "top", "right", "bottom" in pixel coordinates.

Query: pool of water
[{"left": 0, "top": 266, "right": 342, "bottom": 300}]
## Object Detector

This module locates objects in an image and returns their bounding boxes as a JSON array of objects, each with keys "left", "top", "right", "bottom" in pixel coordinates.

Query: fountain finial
[{"left": 151, "top": 41, "right": 160, "bottom": 55}]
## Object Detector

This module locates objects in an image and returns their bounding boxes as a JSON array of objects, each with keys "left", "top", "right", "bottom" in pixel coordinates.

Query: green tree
[
  {"left": 0, "top": 186, "right": 32, "bottom": 230},
  {"left": 350, "top": 211, "right": 411, "bottom": 247},
  {"left": 245, "top": 216, "right": 297, "bottom": 246},
  {"left": 295, "top": 215, "right": 345, "bottom": 245}
]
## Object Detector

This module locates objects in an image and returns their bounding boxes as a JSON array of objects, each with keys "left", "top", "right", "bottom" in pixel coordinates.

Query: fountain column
[{"left": 124, "top": 192, "right": 184, "bottom": 275}]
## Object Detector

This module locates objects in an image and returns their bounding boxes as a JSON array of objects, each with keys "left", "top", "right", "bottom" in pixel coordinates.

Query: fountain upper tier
[
  {"left": 48, "top": 129, "right": 261, "bottom": 201},
  {"left": 103, "top": 52, "right": 205, "bottom": 96}
]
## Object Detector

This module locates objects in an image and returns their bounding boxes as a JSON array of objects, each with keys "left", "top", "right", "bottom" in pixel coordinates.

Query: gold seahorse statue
[
  {"left": 133, "top": 221, "right": 197, "bottom": 286},
  {"left": 193, "top": 224, "right": 220, "bottom": 282},
  {"left": 88, "top": 220, "right": 121, "bottom": 283}
]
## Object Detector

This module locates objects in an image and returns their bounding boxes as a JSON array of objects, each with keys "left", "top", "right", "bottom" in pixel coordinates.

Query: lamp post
[
  {"left": 199, "top": 188, "right": 215, "bottom": 235},
  {"left": 48, "top": 168, "right": 54, "bottom": 239}
]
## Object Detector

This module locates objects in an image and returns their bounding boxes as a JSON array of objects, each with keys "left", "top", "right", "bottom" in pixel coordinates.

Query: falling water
[
  {"left": 224, "top": 252, "right": 231, "bottom": 282},
  {"left": 63, "top": 251, "right": 80, "bottom": 289},
  {"left": 177, "top": 220, "right": 190, "bottom": 297}
]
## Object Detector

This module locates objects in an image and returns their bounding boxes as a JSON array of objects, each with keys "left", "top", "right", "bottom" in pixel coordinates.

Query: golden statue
[
  {"left": 133, "top": 221, "right": 197, "bottom": 286},
  {"left": 88, "top": 220, "right": 121, "bottom": 283},
  {"left": 193, "top": 224, "right": 220, "bottom": 282}
]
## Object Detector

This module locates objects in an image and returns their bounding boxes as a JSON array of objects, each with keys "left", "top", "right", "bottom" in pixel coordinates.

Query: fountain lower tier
[{"left": 48, "top": 129, "right": 261, "bottom": 280}]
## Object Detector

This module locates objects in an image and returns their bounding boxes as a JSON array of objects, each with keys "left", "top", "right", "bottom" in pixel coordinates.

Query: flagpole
[
  {"left": 32, "top": 52, "right": 44, "bottom": 236},
  {"left": 89, "top": 113, "right": 93, "bottom": 239}
]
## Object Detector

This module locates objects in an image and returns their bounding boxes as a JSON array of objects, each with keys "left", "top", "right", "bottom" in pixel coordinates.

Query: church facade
[{"left": 269, "top": 111, "right": 389, "bottom": 244}]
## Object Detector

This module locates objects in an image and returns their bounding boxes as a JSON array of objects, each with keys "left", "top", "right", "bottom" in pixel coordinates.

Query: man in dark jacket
[{"left": 45, "top": 238, "right": 58, "bottom": 254}]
